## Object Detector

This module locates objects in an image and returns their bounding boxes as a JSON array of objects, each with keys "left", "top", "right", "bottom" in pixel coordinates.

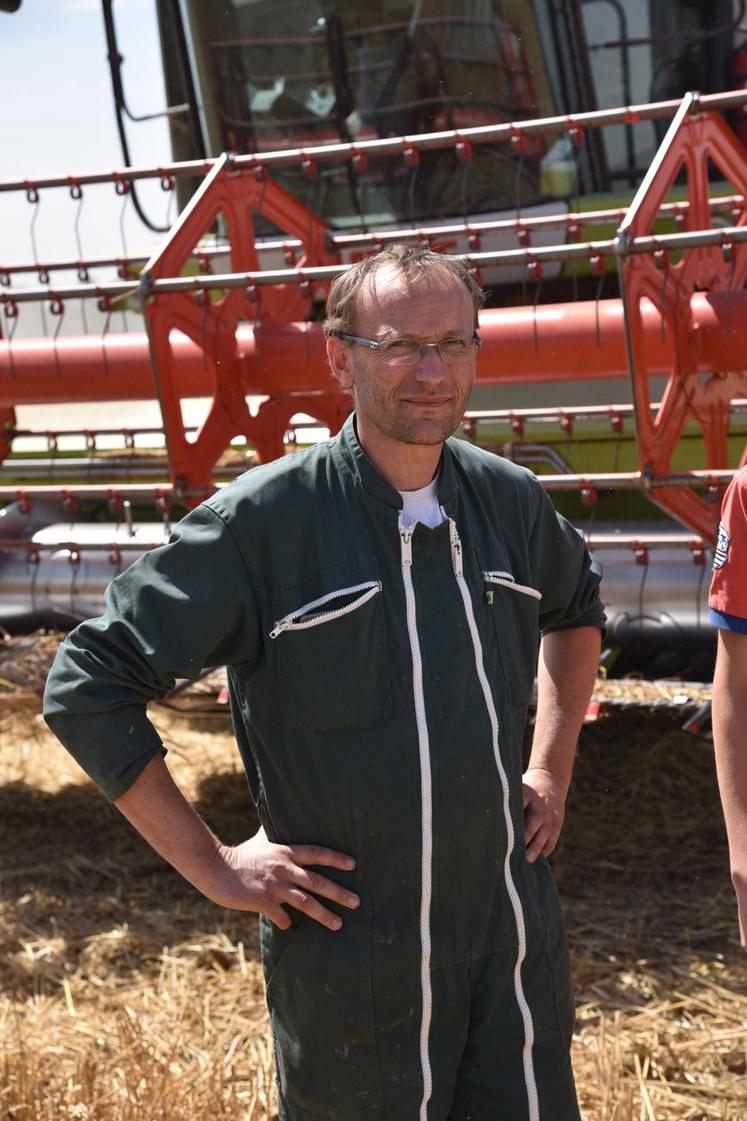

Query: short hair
[{"left": 323, "top": 244, "right": 485, "bottom": 337}]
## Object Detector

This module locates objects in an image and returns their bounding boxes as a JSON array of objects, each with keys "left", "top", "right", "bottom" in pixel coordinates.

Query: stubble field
[{"left": 1, "top": 692, "right": 746, "bottom": 1121}]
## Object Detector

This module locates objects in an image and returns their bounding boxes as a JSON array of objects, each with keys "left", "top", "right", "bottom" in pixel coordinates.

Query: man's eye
[
  {"left": 440, "top": 338, "right": 468, "bottom": 354},
  {"left": 379, "top": 338, "right": 419, "bottom": 360}
]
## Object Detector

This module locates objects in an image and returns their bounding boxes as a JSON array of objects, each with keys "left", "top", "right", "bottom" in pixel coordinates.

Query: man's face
[{"left": 328, "top": 266, "right": 477, "bottom": 447}]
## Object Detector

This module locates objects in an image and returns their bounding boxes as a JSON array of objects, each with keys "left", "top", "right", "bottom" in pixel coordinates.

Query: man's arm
[
  {"left": 115, "top": 753, "right": 360, "bottom": 931},
  {"left": 712, "top": 627, "right": 747, "bottom": 948},
  {"left": 522, "top": 625, "right": 601, "bottom": 862}
]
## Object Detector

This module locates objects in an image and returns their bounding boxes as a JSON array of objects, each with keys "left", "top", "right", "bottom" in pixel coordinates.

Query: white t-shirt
[{"left": 398, "top": 477, "right": 446, "bottom": 529}]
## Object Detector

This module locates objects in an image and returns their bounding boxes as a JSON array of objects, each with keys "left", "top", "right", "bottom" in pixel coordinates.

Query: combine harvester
[{"left": 0, "top": 1, "right": 746, "bottom": 685}]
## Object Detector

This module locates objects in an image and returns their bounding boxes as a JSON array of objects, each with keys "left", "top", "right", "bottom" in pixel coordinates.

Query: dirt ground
[{"left": 0, "top": 701, "right": 745, "bottom": 1121}]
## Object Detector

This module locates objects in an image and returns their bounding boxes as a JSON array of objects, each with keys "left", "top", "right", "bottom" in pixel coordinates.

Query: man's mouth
[{"left": 400, "top": 397, "right": 452, "bottom": 406}]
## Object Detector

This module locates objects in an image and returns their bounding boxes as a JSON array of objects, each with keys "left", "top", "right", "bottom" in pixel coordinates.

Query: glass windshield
[{"left": 197, "top": 0, "right": 557, "bottom": 228}]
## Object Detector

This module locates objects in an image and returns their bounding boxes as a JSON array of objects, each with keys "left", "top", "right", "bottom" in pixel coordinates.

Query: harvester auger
[{"left": 1, "top": 90, "right": 746, "bottom": 675}]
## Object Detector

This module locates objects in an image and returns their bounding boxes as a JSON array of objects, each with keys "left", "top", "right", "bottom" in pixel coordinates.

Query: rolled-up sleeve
[
  {"left": 43, "top": 504, "right": 261, "bottom": 801},
  {"left": 528, "top": 483, "right": 606, "bottom": 636}
]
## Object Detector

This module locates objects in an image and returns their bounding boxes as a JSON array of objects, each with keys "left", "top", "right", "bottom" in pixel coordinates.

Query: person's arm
[
  {"left": 114, "top": 754, "right": 360, "bottom": 931},
  {"left": 712, "top": 627, "right": 747, "bottom": 948},
  {"left": 44, "top": 501, "right": 359, "bottom": 930},
  {"left": 522, "top": 625, "right": 601, "bottom": 862}
]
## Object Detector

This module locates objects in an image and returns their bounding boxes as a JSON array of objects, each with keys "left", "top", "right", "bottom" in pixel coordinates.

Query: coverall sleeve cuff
[
  {"left": 541, "top": 605, "right": 607, "bottom": 638},
  {"left": 43, "top": 704, "right": 166, "bottom": 802}
]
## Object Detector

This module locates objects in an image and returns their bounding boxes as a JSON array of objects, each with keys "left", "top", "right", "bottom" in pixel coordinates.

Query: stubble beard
[{"left": 358, "top": 395, "right": 462, "bottom": 445}]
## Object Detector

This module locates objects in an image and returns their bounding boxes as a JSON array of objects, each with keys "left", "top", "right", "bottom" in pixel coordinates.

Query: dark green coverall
[{"left": 44, "top": 414, "right": 605, "bottom": 1121}]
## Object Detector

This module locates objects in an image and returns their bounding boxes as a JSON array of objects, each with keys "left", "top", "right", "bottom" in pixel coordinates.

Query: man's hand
[
  {"left": 114, "top": 755, "right": 358, "bottom": 931},
  {"left": 522, "top": 626, "right": 601, "bottom": 863},
  {"left": 522, "top": 766, "right": 566, "bottom": 862},
  {"left": 207, "top": 827, "right": 359, "bottom": 931}
]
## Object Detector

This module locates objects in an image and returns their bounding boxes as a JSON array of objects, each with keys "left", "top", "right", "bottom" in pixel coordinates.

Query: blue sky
[
  {"left": 0, "top": 0, "right": 172, "bottom": 277},
  {"left": 0, "top": 0, "right": 185, "bottom": 433}
]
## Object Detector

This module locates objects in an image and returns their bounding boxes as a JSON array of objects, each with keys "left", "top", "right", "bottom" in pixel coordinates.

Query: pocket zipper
[
  {"left": 483, "top": 570, "right": 542, "bottom": 601},
  {"left": 269, "top": 580, "right": 382, "bottom": 639}
]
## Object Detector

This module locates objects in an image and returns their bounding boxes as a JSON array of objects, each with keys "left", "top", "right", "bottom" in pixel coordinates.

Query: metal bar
[
  {"left": 622, "top": 225, "right": 747, "bottom": 255},
  {"left": 6, "top": 222, "right": 747, "bottom": 304},
  {"left": 328, "top": 196, "right": 744, "bottom": 250},
  {"left": 0, "top": 467, "right": 735, "bottom": 509},
  {"left": 3, "top": 89, "right": 747, "bottom": 195},
  {"left": 583, "top": 533, "right": 707, "bottom": 549},
  {"left": 0, "top": 483, "right": 182, "bottom": 501},
  {"left": 0, "top": 457, "right": 244, "bottom": 481},
  {"left": 538, "top": 469, "right": 736, "bottom": 490},
  {"left": 617, "top": 91, "right": 696, "bottom": 245},
  {"left": 0, "top": 538, "right": 161, "bottom": 554},
  {"left": 6, "top": 398, "right": 746, "bottom": 450},
  {"left": 3, "top": 195, "right": 742, "bottom": 281},
  {"left": 464, "top": 398, "right": 747, "bottom": 424},
  {"left": 8, "top": 426, "right": 184, "bottom": 440}
]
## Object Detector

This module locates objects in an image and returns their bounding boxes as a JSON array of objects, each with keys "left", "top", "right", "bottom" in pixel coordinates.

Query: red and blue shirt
[{"left": 709, "top": 467, "right": 747, "bottom": 633}]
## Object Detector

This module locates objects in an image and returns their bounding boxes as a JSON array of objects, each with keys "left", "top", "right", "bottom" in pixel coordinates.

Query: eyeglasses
[{"left": 336, "top": 332, "right": 482, "bottom": 367}]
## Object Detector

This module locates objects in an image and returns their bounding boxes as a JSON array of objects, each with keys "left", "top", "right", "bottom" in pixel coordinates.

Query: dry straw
[{"left": 0, "top": 636, "right": 745, "bottom": 1120}]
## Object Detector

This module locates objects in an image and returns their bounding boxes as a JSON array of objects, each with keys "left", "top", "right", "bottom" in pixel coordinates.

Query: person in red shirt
[{"left": 709, "top": 467, "right": 747, "bottom": 947}]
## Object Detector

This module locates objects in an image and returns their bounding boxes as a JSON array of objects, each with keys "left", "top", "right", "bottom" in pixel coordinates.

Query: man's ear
[{"left": 326, "top": 335, "right": 355, "bottom": 390}]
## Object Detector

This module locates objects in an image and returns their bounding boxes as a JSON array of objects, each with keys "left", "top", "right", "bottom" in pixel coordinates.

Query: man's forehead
[{"left": 355, "top": 265, "right": 472, "bottom": 326}]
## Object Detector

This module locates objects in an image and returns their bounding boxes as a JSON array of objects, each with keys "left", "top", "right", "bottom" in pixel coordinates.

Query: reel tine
[
  {"left": 456, "top": 137, "right": 472, "bottom": 223},
  {"left": 115, "top": 177, "right": 132, "bottom": 332},
  {"left": 3, "top": 298, "right": 20, "bottom": 383},
  {"left": 50, "top": 295, "right": 65, "bottom": 382},
  {"left": 512, "top": 133, "right": 527, "bottom": 305},
  {"left": 26, "top": 184, "right": 48, "bottom": 336},
  {"left": 26, "top": 538, "right": 40, "bottom": 616},
  {"left": 722, "top": 240, "right": 736, "bottom": 337},
  {"left": 589, "top": 250, "right": 606, "bottom": 348},
  {"left": 97, "top": 291, "right": 113, "bottom": 381},
  {"left": 528, "top": 258, "right": 543, "bottom": 353},
  {"left": 567, "top": 121, "right": 585, "bottom": 216},
  {"left": 653, "top": 248, "right": 670, "bottom": 344},
  {"left": 159, "top": 170, "right": 177, "bottom": 230},
  {"left": 404, "top": 146, "right": 420, "bottom": 230},
  {"left": 70, "top": 181, "right": 89, "bottom": 333},
  {"left": 197, "top": 285, "right": 212, "bottom": 376}
]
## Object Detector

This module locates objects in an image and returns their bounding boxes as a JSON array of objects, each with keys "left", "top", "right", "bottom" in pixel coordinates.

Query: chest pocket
[
  {"left": 270, "top": 557, "right": 392, "bottom": 736},
  {"left": 480, "top": 563, "right": 541, "bottom": 709}
]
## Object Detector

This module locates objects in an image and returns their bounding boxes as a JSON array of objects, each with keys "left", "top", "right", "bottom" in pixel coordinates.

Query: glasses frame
[{"left": 335, "top": 331, "right": 483, "bottom": 365}]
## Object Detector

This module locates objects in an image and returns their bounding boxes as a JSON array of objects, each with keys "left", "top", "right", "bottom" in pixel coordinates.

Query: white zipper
[
  {"left": 268, "top": 580, "right": 381, "bottom": 639},
  {"left": 399, "top": 518, "right": 433, "bottom": 1121},
  {"left": 450, "top": 521, "right": 540, "bottom": 1121},
  {"left": 483, "top": 570, "right": 542, "bottom": 601}
]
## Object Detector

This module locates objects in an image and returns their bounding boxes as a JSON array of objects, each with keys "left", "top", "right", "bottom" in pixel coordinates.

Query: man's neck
[{"left": 355, "top": 416, "right": 443, "bottom": 491}]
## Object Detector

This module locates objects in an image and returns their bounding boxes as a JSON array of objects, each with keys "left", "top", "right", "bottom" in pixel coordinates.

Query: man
[
  {"left": 44, "top": 246, "right": 604, "bottom": 1121},
  {"left": 709, "top": 466, "right": 747, "bottom": 949}
]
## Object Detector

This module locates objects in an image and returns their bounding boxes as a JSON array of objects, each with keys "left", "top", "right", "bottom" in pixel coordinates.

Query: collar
[{"left": 333, "top": 412, "right": 458, "bottom": 510}]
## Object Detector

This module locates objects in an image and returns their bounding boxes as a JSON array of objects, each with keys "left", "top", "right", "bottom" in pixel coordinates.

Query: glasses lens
[
  {"left": 375, "top": 337, "right": 478, "bottom": 365},
  {"left": 378, "top": 339, "right": 421, "bottom": 365},
  {"left": 438, "top": 338, "right": 473, "bottom": 363}
]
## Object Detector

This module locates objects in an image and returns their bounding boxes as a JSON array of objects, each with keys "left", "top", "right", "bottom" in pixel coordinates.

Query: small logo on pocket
[{"left": 713, "top": 522, "right": 730, "bottom": 570}]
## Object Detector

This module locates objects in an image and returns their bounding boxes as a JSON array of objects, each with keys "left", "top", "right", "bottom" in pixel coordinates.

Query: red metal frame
[
  {"left": 619, "top": 98, "right": 747, "bottom": 538},
  {"left": 141, "top": 154, "right": 348, "bottom": 492},
  {"left": 2, "top": 94, "right": 747, "bottom": 536}
]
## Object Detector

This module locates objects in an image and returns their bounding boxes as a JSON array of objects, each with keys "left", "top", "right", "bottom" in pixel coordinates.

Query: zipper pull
[
  {"left": 269, "top": 622, "right": 284, "bottom": 639},
  {"left": 448, "top": 519, "right": 463, "bottom": 577},
  {"left": 399, "top": 524, "right": 413, "bottom": 566}
]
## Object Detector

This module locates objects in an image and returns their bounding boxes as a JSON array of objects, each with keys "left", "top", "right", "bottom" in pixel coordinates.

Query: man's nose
[{"left": 413, "top": 346, "right": 447, "bottom": 383}]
